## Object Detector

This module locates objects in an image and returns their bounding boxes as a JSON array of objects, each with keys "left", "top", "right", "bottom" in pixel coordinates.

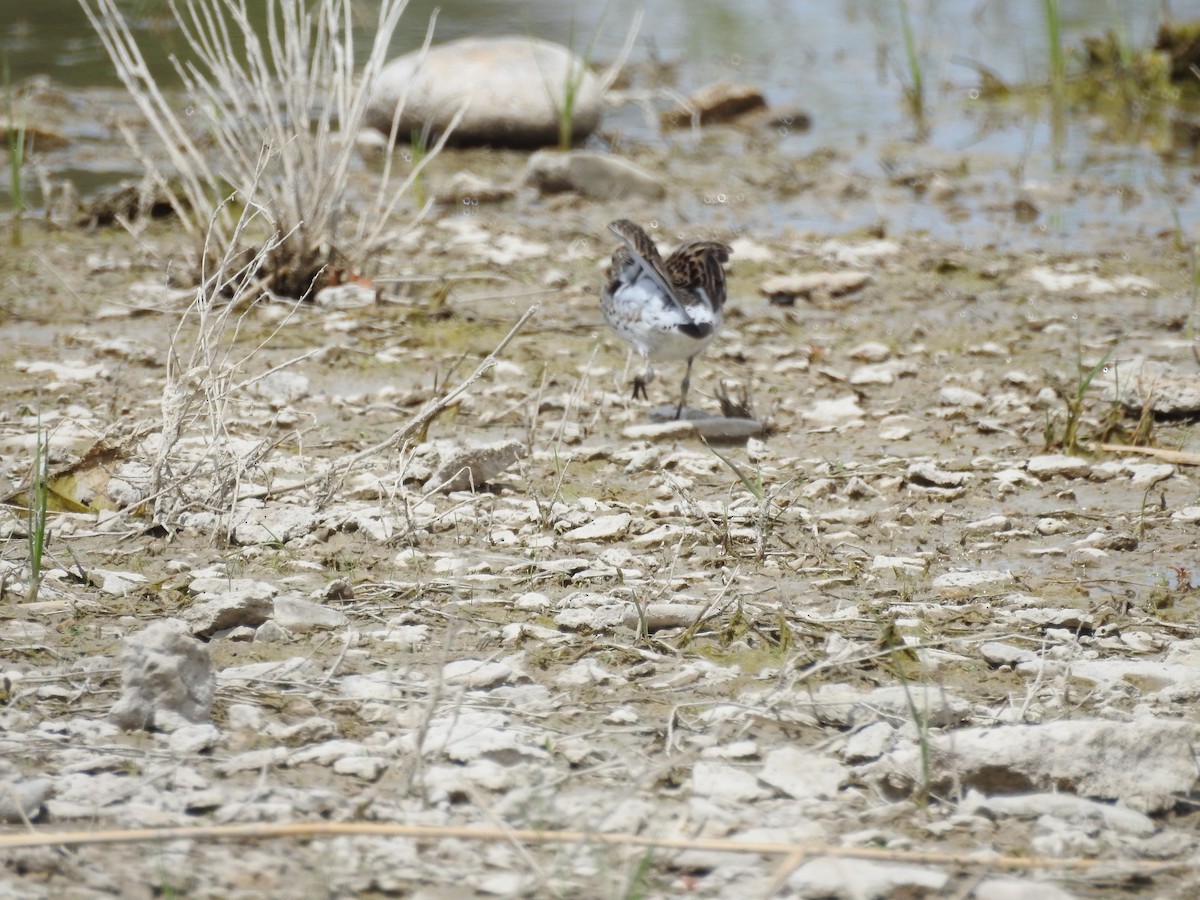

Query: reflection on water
[{"left": 7, "top": 0, "right": 1200, "bottom": 243}]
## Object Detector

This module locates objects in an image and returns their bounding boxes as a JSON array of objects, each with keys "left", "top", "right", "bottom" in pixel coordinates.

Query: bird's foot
[{"left": 632, "top": 377, "right": 649, "bottom": 401}]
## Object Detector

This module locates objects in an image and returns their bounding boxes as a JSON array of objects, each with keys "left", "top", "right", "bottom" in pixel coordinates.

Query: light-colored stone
[
  {"left": 368, "top": 36, "right": 601, "bottom": 147},
  {"left": 1027, "top": 454, "right": 1091, "bottom": 479},
  {"left": 932, "top": 570, "right": 1014, "bottom": 597},
  {"left": 874, "top": 718, "right": 1200, "bottom": 813},
  {"left": 0, "top": 778, "right": 52, "bottom": 823},
  {"left": 661, "top": 81, "right": 767, "bottom": 128},
  {"left": 524, "top": 150, "right": 666, "bottom": 201},
  {"left": 273, "top": 596, "right": 349, "bottom": 633},
  {"left": 975, "top": 878, "right": 1079, "bottom": 900},
  {"left": 109, "top": 619, "right": 214, "bottom": 731},
  {"left": 759, "top": 271, "right": 871, "bottom": 305},
  {"left": 561, "top": 513, "right": 631, "bottom": 542},
  {"left": 802, "top": 396, "right": 864, "bottom": 428},
  {"left": 424, "top": 439, "right": 527, "bottom": 493},
  {"left": 788, "top": 856, "right": 948, "bottom": 898},
  {"left": 183, "top": 580, "right": 276, "bottom": 638},
  {"left": 759, "top": 747, "right": 847, "bottom": 800}
]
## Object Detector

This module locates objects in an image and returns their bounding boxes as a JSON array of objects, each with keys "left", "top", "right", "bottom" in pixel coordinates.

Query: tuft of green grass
[
  {"left": 549, "top": 15, "right": 601, "bottom": 151},
  {"left": 1043, "top": 0, "right": 1064, "bottom": 96},
  {"left": 897, "top": 0, "right": 925, "bottom": 126},
  {"left": 4, "top": 54, "right": 25, "bottom": 246},
  {"left": 1044, "top": 338, "right": 1116, "bottom": 455},
  {"left": 408, "top": 127, "right": 429, "bottom": 211},
  {"left": 26, "top": 422, "right": 49, "bottom": 603}
]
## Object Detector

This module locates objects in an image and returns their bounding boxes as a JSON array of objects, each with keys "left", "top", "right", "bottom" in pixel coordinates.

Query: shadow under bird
[{"left": 600, "top": 219, "right": 733, "bottom": 420}]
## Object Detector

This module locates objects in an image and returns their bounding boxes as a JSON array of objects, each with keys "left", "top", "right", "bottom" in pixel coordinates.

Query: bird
[{"left": 600, "top": 219, "right": 732, "bottom": 420}]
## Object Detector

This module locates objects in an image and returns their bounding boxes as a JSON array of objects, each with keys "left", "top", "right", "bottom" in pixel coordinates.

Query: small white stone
[
  {"left": 561, "top": 513, "right": 632, "bottom": 542},
  {"left": 939, "top": 386, "right": 987, "bottom": 408},
  {"left": 802, "top": 395, "right": 864, "bottom": 427},
  {"left": 932, "top": 570, "right": 1014, "bottom": 596},
  {"left": 1027, "top": 454, "right": 1091, "bottom": 479},
  {"left": 1124, "top": 463, "right": 1174, "bottom": 487}
]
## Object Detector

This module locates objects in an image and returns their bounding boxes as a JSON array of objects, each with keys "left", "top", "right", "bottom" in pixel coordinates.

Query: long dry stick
[
  {"left": 1099, "top": 444, "right": 1200, "bottom": 466},
  {"left": 240, "top": 301, "right": 540, "bottom": 503},
  {"left": 0, "top": 820, "right": 1187, "bottom": 876}
]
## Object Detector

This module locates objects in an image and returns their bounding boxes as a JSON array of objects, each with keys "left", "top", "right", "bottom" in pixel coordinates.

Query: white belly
[{"left": 602, "top": 279, "right": 721, "bottom": 362}]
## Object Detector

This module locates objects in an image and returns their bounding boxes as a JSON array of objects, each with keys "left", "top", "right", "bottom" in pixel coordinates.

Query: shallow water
[{"left": 7, "top": 1, "right": 1200, "bottom": 246}]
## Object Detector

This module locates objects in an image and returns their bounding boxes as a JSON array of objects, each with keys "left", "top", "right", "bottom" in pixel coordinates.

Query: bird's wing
[
  {"left": 607, "top": 220, "right": 697, "bottom": 326},
  {"left": 666, "top": 241, "right": 733, "bottom": 312}
]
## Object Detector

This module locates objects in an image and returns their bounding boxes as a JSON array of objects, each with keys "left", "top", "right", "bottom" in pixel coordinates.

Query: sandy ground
[{"left": 2, "top": 83, "right": 1200, "bottom": 898}]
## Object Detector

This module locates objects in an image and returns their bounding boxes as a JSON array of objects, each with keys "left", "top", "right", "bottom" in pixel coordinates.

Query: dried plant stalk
[{"left": 77, "top": 0, "right": 446, "bottom": 295}]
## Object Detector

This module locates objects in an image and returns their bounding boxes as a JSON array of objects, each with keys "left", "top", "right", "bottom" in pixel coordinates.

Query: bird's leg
[
  {"left": 675, "top": 357, "right": 695, "bottom": 420},
  {"left": 632, "top": 359, "right": 654, "bottom": 401}
]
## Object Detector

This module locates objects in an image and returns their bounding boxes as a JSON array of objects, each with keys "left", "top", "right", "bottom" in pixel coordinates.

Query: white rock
[
  {"left": 871, "top": 555, "right": 927, "bottom": 576},
  {"left": 231, "top": 505, "right": 319, "bottom": 545},
  {"left": 1108, "top": 358, "right": 1200, "bottom": 416},
  {"left": 841, "top": 722, "right": 895, "bottom": 762},
  {"left": 333, "top": 756, "right": 387, "bottom": 781},
  {"left": 963, "top": 515, "right": 1009, "bottom": 535},
  {"left": 0, "top": 778, "right": 52, "bottom": 823},
  {"left": 226, "top": 703, "right": 267, "bottom": 732},
  {"left": 848, "top": 341, "right": 892, "bottom": 362},
  {"left": 561, "top": 513, "right": 631, "bottom": 542},
  {"left": 424, "top": 439, "right": 527, "bottom": 492},
  {"left": 907, "top": 462, "right": 968, "bottom": 487},
  {"left": 555, "top": 658, "right": 627, "bottom": 687},
  {"left": 1027, "top": 454, "right": 1091, "bottom": 479},
  {"left": 183, "top": 583, "right": 276, "bottom": 638},
  {"left": 1124, "top": 463, "right": 1174, "bottom": 487},
  {"left": 109, "top": 619, "right": 214, "bottom": 732},
  {"left": 368, "top": 36, "right": 601, "bottom": 147},
  {"left": 250, "top": 370, "right": 309, "bottom": 405},
  {"left": 435, "top": 170, "right": 515, "bottom": 205},
  {"left": 819, "top": 239, "right": 901, "bottom": 266},
  {"left": 524, "top": 150, "right": 665, "bottom": 200},
  {"left": 758, "top": 271, "right": 871, "bottom": 304},
  {"left": 965, "top": 791, "right": 1155, "bottom": 836},
  {"left": 1021, "top": 265, "right": 1155, "bottom": 295},
  {"left": 91, "top": 568, "right": 149, "bottom": 596},
  {"left": 939, "top": 386, "right": 987, "bottom": 408},
  {"left": 759, "top": 747, "right": 847, "bottom": 800},
  {"left": 16, "top": 359, "right": 108, "bottom": 383},
  {"left": 802, "top": 396, "right": 864, "bottom": 427},
  {"left": 974, "top": 878, "right": 1079, "bottom": 900},
  {"left": 980, "top": 641, "right": 1036, "bottom": 666},
  {"left": 290, "top": 740, "right": 367, "bottom": 766},
  {"left": 874, "top": 718, "right": 1200, "bottom": 813},
  {"left": 1171, "top": 506, "right": 1200, "bottom": 523},
  {"left": 168, "top": 722, "right": 221, "bottom": 754},
  {"left": 273, "top": 596, "right": 349, "bottom": 633},
  {"left": 690, "top": 761, "right": 769, "bottom": 802},
  {"left": 788, "top": 856, "right": 948, "bottom": 897},
  {"left": 849, "top": 362, "right": 898, "bottom": 385},
  {"left": 441, "top": 659, "right": 516, "bottom": 689},
  {"left": 932, "top": 570, "right": 1014, "bottom": 597}
]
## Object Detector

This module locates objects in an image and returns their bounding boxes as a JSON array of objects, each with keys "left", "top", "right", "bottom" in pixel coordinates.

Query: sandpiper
[{"left": 600, "top": 219, "right": 732, "bottom": 419}]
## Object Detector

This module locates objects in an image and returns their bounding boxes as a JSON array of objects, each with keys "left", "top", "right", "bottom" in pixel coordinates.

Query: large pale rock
[
  {"left": 787, "top": 857, "right": 948, "bottom": 898},
  {"left": 1101, "top": 357, "right": 1200, "bottom": 416},
  {"left": 109, "top": 619, "right": 214, "bottom": 731},
  {"left": 368, "top": 37, "right": 602, "bottom": 148},
  {"left": 872, "top": 718, "right": 1200, "bottom": 813}
]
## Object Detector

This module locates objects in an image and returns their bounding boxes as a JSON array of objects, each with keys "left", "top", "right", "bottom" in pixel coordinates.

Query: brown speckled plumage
[{"left": 600, "top": 220, "right": 733, "bottom": 418}]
